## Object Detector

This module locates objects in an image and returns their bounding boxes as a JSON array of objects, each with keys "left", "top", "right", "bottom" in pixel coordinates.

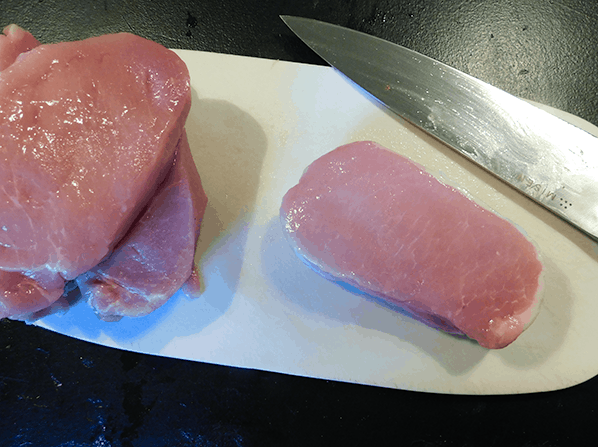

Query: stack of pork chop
[{"left": 0, "top": 25, "right": 207, "bottom": 321}]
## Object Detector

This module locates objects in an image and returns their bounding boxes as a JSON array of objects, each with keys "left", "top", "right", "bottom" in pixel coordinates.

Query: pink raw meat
[
  {"left": 280, "top": 141, "right": 543, "bottom": 349},
  {"left": 1, "top": 30, "right": 191, "bottom": 319},
  {"left": 76, "top": 131, "right": 208, "bottom": 320},
  {"left": 0, "top": 24, "right": 40, "bottom": 70}
]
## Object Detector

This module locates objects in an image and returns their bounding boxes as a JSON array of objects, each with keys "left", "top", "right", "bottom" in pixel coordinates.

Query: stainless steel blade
[{"left": 282, "top": 15, "right": 598, "bottom": 240}]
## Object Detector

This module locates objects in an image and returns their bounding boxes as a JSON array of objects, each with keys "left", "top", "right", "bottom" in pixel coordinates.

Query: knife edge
[{"left": 281, "top": 15, "right": 598, "bottom": 241}]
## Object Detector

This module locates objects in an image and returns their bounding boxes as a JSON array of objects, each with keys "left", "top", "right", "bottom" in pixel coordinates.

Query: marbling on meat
[{"left": 280, "top": 141, "right": 543, "bottom": 349}]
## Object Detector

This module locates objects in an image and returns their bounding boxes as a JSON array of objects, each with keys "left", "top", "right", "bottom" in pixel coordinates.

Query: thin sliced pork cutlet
[
  {"left": 280, "top": 141, "right": 543, "bottom": 349},
  {"left": 1, "top": 27, "right": 193, "bottom": 319}
]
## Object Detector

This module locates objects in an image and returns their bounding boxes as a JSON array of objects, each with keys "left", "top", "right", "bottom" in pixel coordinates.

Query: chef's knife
[{"left": 281, "top": 15, "right": 598, "bottom": 241}]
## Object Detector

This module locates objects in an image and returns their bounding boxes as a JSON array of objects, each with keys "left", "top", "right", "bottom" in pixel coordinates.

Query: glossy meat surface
[
  {"left": 76, "top": 132, "right": 208, "bottom": 320},
  {"left": 280, "top": 141, "right": 543, "bottom": 349},
  {"left": 0, "top": 31, "right": 191, "bottom": 319}
]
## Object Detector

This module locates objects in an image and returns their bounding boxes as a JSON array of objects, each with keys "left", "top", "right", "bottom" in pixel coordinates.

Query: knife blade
[{"left": 281, "top": 15, "right": 598, "bottom": 241}]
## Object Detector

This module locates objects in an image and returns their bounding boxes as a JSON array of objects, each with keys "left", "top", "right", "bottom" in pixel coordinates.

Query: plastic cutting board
[{"left": 34, "top": 50, "right": 598, "bottom": 395}]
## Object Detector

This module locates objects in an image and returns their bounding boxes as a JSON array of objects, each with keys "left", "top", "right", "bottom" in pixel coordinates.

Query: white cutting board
[{"left": 34, "top": 50, "right": 598, "bottom": 395}]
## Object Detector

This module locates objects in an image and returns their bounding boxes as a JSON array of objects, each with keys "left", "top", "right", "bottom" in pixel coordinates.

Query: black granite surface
[{"left": 1, "top": 1, "right": 597, "bottom": 446}]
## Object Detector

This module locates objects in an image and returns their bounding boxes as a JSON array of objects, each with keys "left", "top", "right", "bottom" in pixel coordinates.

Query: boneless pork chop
[
  {"left": 280, "top": 141, "right": 543, "bottom": 349},
  {"left": 1, "top": 26, "right": 204, "bottom": 320}
]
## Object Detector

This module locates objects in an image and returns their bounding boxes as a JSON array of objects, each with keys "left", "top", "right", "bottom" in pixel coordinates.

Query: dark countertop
[{"left": 1, "top": 1, "right": 597, "bottom": 445}]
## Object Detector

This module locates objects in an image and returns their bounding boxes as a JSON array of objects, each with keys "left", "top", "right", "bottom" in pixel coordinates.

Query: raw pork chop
[
  {"left": 1, "top": 30, "right": 191, "bottom": 319},
  {"left": 280, "top": 141, "right": 543, "bottom": 349},
  {"left": 76, "top": 131, "right": 208, "bottom": 320}
]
